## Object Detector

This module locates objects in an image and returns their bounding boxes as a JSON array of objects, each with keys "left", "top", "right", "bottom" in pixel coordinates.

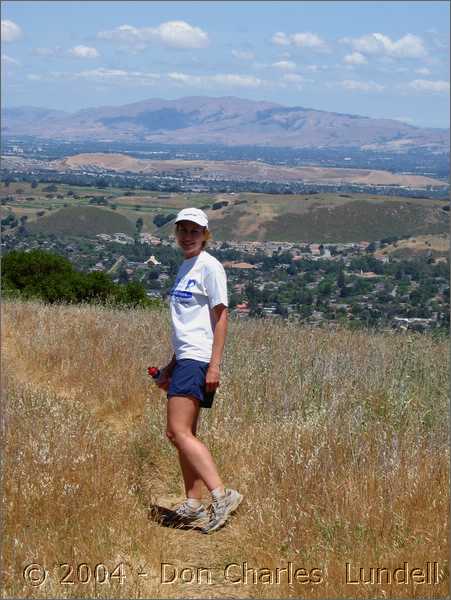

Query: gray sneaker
[
  {"left": 201, "top": 489, "right": 243, "bottom": 534},
  {"left": 162, "top": 500, "right": 210, "bottom": 528}
]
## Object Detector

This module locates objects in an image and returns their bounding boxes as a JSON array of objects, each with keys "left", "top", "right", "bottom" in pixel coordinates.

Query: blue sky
[{"left": 2, "top": 1, "right": 449, "bottom": 128}]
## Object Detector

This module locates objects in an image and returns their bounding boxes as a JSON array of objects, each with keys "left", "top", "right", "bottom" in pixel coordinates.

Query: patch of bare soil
[{"left": 50, "top": 153, "right": 448, "bottom": 188}]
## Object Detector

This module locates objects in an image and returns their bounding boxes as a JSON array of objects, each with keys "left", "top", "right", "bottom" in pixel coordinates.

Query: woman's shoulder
[{"left": 200, "top": 250, "right": 226, "bottom": 272}]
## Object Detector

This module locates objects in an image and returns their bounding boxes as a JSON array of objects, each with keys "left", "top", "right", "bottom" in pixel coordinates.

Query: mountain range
[{"left": 2, "top": 96, "right": 449, "bottom": 152}]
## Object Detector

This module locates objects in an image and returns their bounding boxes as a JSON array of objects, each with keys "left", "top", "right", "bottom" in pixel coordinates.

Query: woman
[{"left": 156, "top": 207, "right": 242, "bottom": 534}]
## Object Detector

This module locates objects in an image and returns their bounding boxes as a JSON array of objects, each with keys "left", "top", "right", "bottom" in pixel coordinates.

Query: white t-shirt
[{"left": 169, "top": 250, "right": 228, "bottom": 362}]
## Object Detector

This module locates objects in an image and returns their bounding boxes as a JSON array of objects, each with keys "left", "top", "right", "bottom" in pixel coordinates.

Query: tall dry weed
[{"left": 1, "top": 298, "right": 449, "bottom": 598}]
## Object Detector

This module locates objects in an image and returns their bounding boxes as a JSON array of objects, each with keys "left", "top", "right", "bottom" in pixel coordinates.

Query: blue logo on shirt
[
  {"left": 169, "top": 277, "right": 197, "bottom": 304},
  {"left": 171, "top": 290, "right": 193, "bottom": 299},
  {"left": 185, "top": 279, "right": 197, "bottom": 290}
]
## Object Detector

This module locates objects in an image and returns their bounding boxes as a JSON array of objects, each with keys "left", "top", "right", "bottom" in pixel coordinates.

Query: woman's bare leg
[
  {"left": 166, "top": 395, "right": 224, "bottom": 495},
  {"left": 177, "top": 403, "right": 204, "bottom": 498}
]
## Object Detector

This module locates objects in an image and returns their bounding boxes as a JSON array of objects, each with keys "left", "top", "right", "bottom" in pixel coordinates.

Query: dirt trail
[{"left": 2, "top": 327, "right": 253, "bottom": 599}]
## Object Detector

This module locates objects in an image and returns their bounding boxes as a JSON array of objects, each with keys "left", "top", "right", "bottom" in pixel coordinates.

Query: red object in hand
[{"left": 147, "top": 366, "right": 161, "bottom": 379}]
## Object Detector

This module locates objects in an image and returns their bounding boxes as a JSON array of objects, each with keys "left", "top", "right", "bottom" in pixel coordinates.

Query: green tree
[
  {"left": 249, "top": 306, "right": 264, "bottom": 318},
  {"left": 2, "top": 249, "right": 73, "bottom": 292},
  {"left": 1, "top": 249, "right": 155, "bottom": 309},
  {"left": 118, "top": 269, "right": 130, "bottom": 284},
  {"left": 229, "top": 291, "right": 239, "bottom": 309},
  {"left": 317, "top": 278, "right": 333, "bottom": 298},
  {"left": 299, "top": 303, "right": 313, "bottom": 318},
  {"left": 112, "top": 281, "right": 150, "bottom": 308}
]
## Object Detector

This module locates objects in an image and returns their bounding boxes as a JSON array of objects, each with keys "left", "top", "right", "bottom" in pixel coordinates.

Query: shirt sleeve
[{"left": 204, "top": 262, "right": 228, "bottom": 309}]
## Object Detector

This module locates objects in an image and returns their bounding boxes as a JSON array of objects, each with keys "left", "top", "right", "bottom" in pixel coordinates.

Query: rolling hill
[
  {"left": 27, "top": 206, "right": 136, "bottom": 237},
  {"left": 156, "top": 193, "right": 449, "bottom": 243},
  {"left": 5, "top": 183, "right": 449, "bottom": 243}
]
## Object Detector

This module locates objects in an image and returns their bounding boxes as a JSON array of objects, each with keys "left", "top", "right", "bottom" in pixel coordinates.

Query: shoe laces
[{"left": 211, "top": 493, "right": 227, "bottom": 514}]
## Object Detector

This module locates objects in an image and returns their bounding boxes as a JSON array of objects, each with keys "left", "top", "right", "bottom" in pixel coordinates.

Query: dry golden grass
[
  {"left": 52, "top": 153, "right": 447, "bottom": 187},
  {"left": 1, "top": 298, "right": 449, "bottom": 598},
  {"left": 378, "top": 234, "right": 449, "bottom": 256}
]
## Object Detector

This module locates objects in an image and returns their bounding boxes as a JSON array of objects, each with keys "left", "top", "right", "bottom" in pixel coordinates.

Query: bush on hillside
[
  {"left": 153, "top": 213, "right": 177, "bottom": 228},
  {"left": 212, "top": 201, "right": 229, "bottom": 210},
  {"left": 1, "top": 249, "right": 158, "bottom": 309},
  {"left": 42, "top": 184, "right": 58, "bottom": 193}
]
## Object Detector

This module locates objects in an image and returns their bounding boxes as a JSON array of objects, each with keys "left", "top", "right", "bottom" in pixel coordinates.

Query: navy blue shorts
[{"left": 167, "top": 358, "right": 216, "bottom": 408}]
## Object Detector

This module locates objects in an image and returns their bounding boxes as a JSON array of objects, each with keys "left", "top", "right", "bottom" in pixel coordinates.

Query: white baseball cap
[{"left": 174, "top": 207, "right": 209, "bottom": 228}]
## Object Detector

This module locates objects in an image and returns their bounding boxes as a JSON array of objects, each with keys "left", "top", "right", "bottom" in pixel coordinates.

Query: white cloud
[
  {"left": 168, "top": 71, "right": 263, "bottom": 88},
  {"left": 250, "top": 61, "right": 270, "bottom": 70},
  {"left": 68, "top": 45, "right": 100, "bottom": 59},
  {"left": 157, "top": 21, "right": 208, "bottom": 48},
  {"left": 98, "top": 21, "right": 209, "bottom": 49},
  {"left": 1, "top": 19, "right": 23, "bottom": 43},
  {"left": 33, "top": 47, "right": 63, "bottom": 57},
  {"left": 232, "top": 49, "right": 255, "bottom": 61},
  {"left": 340, "top": 79, "right": 385, "bottom": 92},
  {"left": 282, "top": 73, "right": 304, "bottom": 83},
  {"left": 77, "top": 68, "right": 129, "bottom": 79},
  {"left": 77, "top": 68, "right": 160, "bottom": 83},
  {"left": 271, "top": 31, "right": 328, "bottom": 51},
  {"left": 340, "top": 33, "right": 426, "bottom": 58},
  {"left": 279, "top": 73, "right": 307, "bottom": 90},
  {"left": 415, "top": 67, "right": 431, "bottom": 76},
  {"left": 272, "top": 60, "right": 297, "bottom": 71},
  {"left": 168, "top": 72, "right": 199, "bottom": 84},
  {"left": 291, "top": 32, "right": 327, "bottom": 50},
  {"left": 1, "top": 53, "right": 20, "bottom": 65},
  {"left": 408, "top": 79, "right": 450, "bottom": 93},
  {"left": 391, "top": 116, "right": 415, "bottom": 124},
  {"left": 213, "top": 74, "right": 262, "bottom": 87},
  {"left": 271, "top": 32, "right": 290, "bottom": 46},
  {"left": 26, "top": 68, "right": 160, "bottom": 85},
  {"left": 344, "top": 51, "right": 367, "bottom": 65},
  {"left": 305, "top": 64, "right": 329, "bottom": 72}
]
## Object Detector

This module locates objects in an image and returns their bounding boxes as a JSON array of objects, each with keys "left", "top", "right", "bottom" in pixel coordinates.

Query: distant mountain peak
[{"left": 2, "top": 96, "right": 449, "bottom": 151}]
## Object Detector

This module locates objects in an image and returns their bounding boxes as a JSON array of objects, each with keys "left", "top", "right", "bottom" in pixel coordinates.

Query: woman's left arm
[{"left": 206, "top": 304, "right": 228, "bottom": 392}]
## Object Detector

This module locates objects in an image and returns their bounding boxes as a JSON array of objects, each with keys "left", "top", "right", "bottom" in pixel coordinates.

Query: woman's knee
[
  {"left": 166, "top": 428, "right": 194, "bottom": 448},
  {"left": 165, "top": 429, "right": 176, "bottom": 445}
]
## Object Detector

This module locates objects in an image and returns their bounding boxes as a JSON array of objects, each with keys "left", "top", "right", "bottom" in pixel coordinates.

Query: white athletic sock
[
  {"left": 186, "top": 497, "right": 202, "bottom": 509},
  {"left": 211, "top": 486, "right": 226, "bottom": 501}
]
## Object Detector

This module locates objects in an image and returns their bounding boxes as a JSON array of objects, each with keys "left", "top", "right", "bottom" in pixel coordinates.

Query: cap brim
[{"left": 175, "top": 218, "right": 207, "bottom": 227}]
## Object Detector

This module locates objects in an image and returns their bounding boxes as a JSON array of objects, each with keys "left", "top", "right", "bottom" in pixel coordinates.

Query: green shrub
[{"left": 1, "top": 249, "right": 159, "bottom": 309}]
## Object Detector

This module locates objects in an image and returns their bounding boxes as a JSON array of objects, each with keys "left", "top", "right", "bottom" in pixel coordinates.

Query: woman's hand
[{"left": 205, "top": 364, "right": 220, "bottom": 393}]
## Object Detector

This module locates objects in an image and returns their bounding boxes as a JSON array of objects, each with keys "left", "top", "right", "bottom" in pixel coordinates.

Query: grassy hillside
[
  {"left": 2, "top": 299, "right": 448, "bottom": 598},
  {"left": 27, "top": 205, "right": 136, "bottom": 237},
  {"left": 1, "top": 181, "right": 211, "bottom": 237},
  {"left": 376, "top": 233, "right": 449, "bottom": 260},
  {"left": 157, "top": 193, "right": 449, "bottom": 243}
]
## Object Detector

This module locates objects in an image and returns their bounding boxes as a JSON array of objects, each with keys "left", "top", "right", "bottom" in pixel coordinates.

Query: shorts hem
[{"left": 167, "top": 392, "right": 212, "bottom": 409}]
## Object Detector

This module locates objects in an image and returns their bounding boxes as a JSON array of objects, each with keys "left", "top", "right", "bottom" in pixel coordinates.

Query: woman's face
[{"left": 175, "top": 220, "right": 207, "bottom": 258}]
